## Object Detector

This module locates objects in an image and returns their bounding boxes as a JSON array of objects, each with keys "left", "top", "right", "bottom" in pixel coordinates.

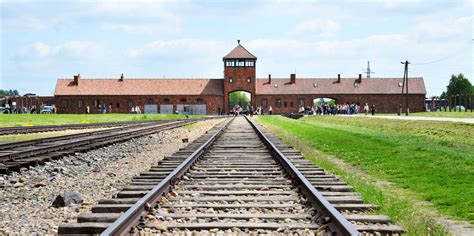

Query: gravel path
[{"left": 0, "top": 119, "right": 223, "bottom": 235}]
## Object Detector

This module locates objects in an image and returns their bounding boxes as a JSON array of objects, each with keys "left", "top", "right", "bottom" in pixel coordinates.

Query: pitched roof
[
  {"left": 256, "top": 77, "right": 426, "bottom": 95},
  {"left": 223, "top": 44, "right": 257, "bottom": 59},
  {"left": 55, "top": 78, "right": 223, "bottom": 96}
]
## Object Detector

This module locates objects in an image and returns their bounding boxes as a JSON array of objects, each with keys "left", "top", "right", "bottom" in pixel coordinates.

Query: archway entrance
[
  {"left": 313, "top": 97, "right": 336, "bottom": 115},
  {"left": 229, "top": 91, "right": 251, "bottom": 114}
]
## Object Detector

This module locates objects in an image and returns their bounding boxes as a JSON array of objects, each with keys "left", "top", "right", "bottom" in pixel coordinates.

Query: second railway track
[
  {"left": 0, "top": 118, "right": 214, "bottom": 174},
  {"left": 59, "top": 116, "right": 404, "bottom": 235}
]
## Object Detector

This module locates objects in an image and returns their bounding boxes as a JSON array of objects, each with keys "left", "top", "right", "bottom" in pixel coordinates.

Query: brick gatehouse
[{"left": 54, "top": 41, "right": 426, "bottom": 114}]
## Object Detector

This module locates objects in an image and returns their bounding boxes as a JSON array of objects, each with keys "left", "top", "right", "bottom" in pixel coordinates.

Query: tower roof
[{"left": 223, "top": 42, "right": 257, "bottom": 60}]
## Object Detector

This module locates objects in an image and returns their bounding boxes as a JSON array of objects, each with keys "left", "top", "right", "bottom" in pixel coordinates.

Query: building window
[
  {"left": 128, "top": 100, "right": 133, "bottom": 107},
  {"left": 180, "top": 98, "right": 186, "bottom": 103},
  {"left": 61, "top": 100, "right": 68, "bottom": 108},
  {"left": 116, "top": 102, "right": 120, "bottom": 108},
  {"left": 225, "top": 60, "right": 235, "bottom": 67},
  {"left": 78, "top": 100, "right": 83, "bottom": 108},
  {"left": 247, "top": 77, "right": 251, "bottom": 83},
  {"left": 290, "top": 102, "right": 294, "bottom": 107},
  {"left": 276, "top": 99, "right": 282, "bottom": 108},
  {"left": 183, "top": 105, "right": 190, "bottom": 112},
  {"left": 284, "top": 101, "right": 287, "bottom": 107},
  {"left": 299, "top": 98, "right": 304, "bottom": 107},
  {"left": 197, "top": 98, "right": 203, "bottom": 103},
  {"left": 229, "top": 77, "right": 233, "bottom": 83},
  {"left": 163, "top": 98, "right": 170, "bottom": 103},
  {"left": 261, "top": 99, "right": 268, "bottom": 107}
]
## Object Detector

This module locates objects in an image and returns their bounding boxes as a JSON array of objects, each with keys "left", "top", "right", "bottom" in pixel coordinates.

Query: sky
[{"left": 1, "top": 0, "right": 472, "bottom": 97}]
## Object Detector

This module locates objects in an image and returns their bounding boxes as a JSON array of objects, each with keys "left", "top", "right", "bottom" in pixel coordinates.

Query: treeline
[
  {"left": 0, "top": 89, "right": 20, "bottom": 97},
  {"left": 440, "top": 74, "right": 474, "bottom": 98}
]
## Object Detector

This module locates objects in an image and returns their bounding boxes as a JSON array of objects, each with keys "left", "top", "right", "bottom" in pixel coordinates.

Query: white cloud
[
  {"left": 17, "top": 41, "right": 101, "bottom": 59},
  {"left": 288, "top": 19, "right": 340, "bottom": 37},
  {"left": 128, "top": 39, "right": 224, "bottom": 58},
  {"left": 410, "top": 15, "right": 472, "bottom": 37},
  {"left": 101, "top": 22, "right": 180, "bottom": 35}
]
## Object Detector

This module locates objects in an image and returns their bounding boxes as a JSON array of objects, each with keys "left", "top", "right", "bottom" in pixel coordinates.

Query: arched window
[
  {"left": 247, "top": 77, "right": 251, "bottom": 83},
  {"left": 229, "top": 77, "right": 233, "bottom": 83}
]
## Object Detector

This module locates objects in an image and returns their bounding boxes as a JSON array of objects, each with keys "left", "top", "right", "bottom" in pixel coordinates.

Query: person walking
[
  {"left": 268, "top": 106, "right": 273, "bottom": 115},
  {"left": 86, "top": 106, "right": 90, "bottom": 114},
  {"left": 371, "top": 104, "right": 376, "bottom": 116},
  {"left": 364, "top": 103, "right": 369, "bottom": 115}
]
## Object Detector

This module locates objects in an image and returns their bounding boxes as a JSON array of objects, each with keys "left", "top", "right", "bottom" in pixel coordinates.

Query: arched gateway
[{"left": 223, "top": 40, "right": 257, "bottom": 113}]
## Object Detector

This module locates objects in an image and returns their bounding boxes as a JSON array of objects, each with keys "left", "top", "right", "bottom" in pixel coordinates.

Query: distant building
[{"left": 54, "top": 41, "right": 426, "bottom": 114}]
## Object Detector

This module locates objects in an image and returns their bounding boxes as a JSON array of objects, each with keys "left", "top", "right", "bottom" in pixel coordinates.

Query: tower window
[
  {"left": 229, "top": 77, "right": 233, "bottom": 83},
  {"left": 247, "top": 77, "right": 251, "bottom": 83}
]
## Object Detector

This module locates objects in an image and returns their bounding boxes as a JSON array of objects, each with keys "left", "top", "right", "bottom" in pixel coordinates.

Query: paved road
[{"left": 361, "top": 115, "right": 474, "bottom": 124}]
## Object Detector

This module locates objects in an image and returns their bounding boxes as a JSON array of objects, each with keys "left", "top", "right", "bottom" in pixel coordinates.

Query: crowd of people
[
  {"left": 300, "top": 103, "right": 376, "bottom": 116},
  {"left": 231, "top": 102, "right": 376, "bottom": 116}
]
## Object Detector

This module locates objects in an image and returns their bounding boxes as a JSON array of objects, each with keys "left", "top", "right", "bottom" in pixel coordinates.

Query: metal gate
[
  {"left": 192, "top": 104, "right": 206, "bottom": 115},
  {"left": 144, "top": 104, "right": 158, "bottom": 114},
  {"left": 160, "top": 104, "right": 173, "bottom": 114},
  {"left": 177, "top": 104, "right": 191, "bottom": 115}
]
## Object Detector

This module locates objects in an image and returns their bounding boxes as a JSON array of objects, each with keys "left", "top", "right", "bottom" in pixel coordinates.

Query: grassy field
[
  {"left": 0, "top": 113, "right": 203, "bottom": 127},
  {"left": 380, "top": 111, "right": 474, "bottom": 118},
  {"left": 257, "top": 115, "right": 473, "bottom": 234}
]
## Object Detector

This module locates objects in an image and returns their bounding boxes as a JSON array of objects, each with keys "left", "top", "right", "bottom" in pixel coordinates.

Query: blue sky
[{"left": 1, "top": 0, "right": 472, "bottom": 96}]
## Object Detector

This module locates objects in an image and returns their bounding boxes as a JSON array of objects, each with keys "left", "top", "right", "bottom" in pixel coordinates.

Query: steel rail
[
  {"left": 0, "top": 121, "right": 169, "bottom": 151},
  {"left": 0, "top": 118, "right": 217, "bottom": 163},
  {"left": 100, "top": 117, "right": 234, "bottom": 236},
  {"left": 245, "top": 116, "right": 360, "bottom": 236}
]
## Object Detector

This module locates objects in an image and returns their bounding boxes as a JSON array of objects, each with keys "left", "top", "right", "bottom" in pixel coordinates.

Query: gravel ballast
[{"left": 0, "top": 119, "right": 223, "bottom": 234}]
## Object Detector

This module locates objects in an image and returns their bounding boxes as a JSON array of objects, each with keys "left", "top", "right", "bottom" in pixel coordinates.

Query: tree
[
  {"left": 444, "top": 74, "right": 472, "bottom": 97},
  {"left": 0, "top": 89, "right": 20, "bottom": 98},
  {"left": 229, "top": 91, "right": 251, "bottom": 110}
]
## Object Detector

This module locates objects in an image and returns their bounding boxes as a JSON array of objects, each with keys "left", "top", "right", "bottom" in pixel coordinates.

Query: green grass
[
  {"left": 0, "top": 113, "right": 203, "bottom": 127},
  {"left": 378, "top": 111, "right": 474, "bottom": 118},
  {"left": 257, "top": 115, "right": 474, "bottom": 234}
]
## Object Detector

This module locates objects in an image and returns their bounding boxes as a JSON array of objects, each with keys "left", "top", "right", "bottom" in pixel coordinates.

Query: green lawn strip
[
  {"left": 0, "top": 114, "right": 203, "bottom": 127},
  {"left": 378, "top": 111, "right": 474, "bottom": 118},
  {"left": 256, "top": 115, "right": 474, "bottom": 233}
]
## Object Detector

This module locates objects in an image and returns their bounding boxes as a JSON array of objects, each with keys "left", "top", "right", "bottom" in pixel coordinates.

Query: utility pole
[
  {"left": 400, "top": 61, "right": 410, "bottom": 116},
  {"left": 363, "top": 61, "right": 375, "bottom": 78}
]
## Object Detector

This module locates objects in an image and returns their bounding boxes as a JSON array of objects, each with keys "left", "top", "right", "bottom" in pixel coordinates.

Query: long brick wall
[
  {"left": 255, "top": 94, "right": 425, "bottom": 114},
  {"left": 55, "top": 95, "right": 224, "bottom": 114}
]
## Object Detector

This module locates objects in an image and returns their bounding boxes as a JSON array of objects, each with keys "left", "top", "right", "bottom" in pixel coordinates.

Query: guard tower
[{"left": 223, "top": 40, "right": 257, "bottom": 113}]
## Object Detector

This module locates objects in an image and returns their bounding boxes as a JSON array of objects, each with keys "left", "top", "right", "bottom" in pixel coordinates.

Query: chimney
[
  {"left": 358, "top": 74, "right": 362, "bottom": 83},
  {"left": 337, "top": 74, "right": 341, "bottom": 83},
  {"left": 119, "top": 73, "right": 124, "bottom": 82},
  {"left": 268, "top": 74, "right": 272, "bottom": 84},
  {"left": 73, "top": 74, "right": 80, "bottom": 85},
  {"left": 290, "top": 73, "right": 296, "bottom": 84}
]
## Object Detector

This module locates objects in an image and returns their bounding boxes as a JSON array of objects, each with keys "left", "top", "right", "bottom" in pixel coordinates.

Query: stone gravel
[{"left": 0, "top": 119, "right": 223, "bottom": 235}]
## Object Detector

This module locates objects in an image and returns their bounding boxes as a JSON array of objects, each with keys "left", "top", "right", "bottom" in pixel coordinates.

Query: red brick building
[{"left": 54, "top": 41, "right": 426, "bottom": 114}]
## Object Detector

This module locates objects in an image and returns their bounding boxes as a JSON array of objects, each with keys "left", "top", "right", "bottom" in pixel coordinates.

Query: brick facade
[
  {"left": 255, "top": 94, "right": 425, "bottom": 114},
  {"left": 55, "top": 95, "right": 223, "bottom": 114},
  {"left": 223, "top": 65, "right": 256, "bottom": 113},
  {"left": 53, "top": 42, "right": 426, "bottom": 115}
]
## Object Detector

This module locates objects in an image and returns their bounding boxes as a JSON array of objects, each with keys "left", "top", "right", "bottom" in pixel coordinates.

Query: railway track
[
  {"left": 58, "top": 117, "right": 405, "bottom": 235},
  {"left": 0, "top": 120, "right": 160, "bottom": 136},
  {"left": 0, "top": 118, "right": 212, "bottom": 174}
]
